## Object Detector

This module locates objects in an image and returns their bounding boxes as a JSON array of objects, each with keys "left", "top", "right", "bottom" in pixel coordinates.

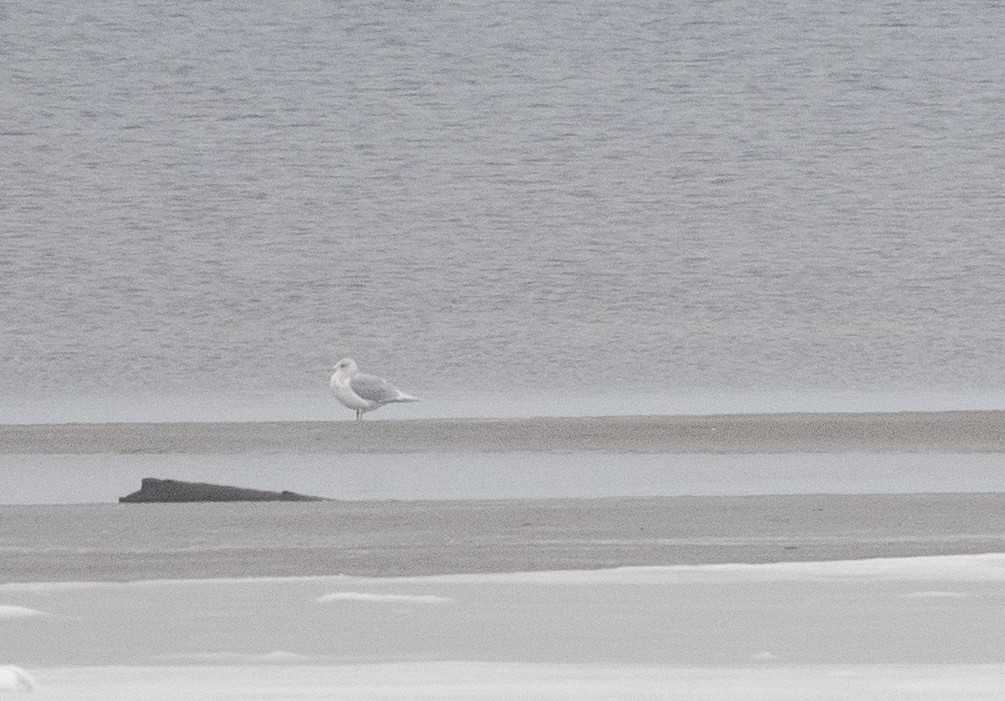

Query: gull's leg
[{"left": 356, "top": 409, "right": 362, "bottom": 422}]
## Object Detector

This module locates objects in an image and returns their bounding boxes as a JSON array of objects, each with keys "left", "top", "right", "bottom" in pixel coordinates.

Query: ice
[
  {"left": 4, "top": 555, "right": 1005, "bottom": 698},
  {"left": 21, "top": 663, "right": 1005, "bottom": 700},
  {"left": 316, "top": 592, "right": 456, "bottom": 605},
  {"left": 0, "top": 606, "right": 47, "bottom": 619},
  {"left": 0, "top": 666, "right": 35, "bottom": 693}
]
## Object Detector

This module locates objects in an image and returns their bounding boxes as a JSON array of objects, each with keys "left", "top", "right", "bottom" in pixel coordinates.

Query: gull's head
[{"left": 325, "top": 357, "right": 358, "bottom": 377}]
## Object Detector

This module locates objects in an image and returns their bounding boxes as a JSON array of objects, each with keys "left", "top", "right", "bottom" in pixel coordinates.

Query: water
[
  {"left": 5, "top": 452, "right": 1005, "bottom": 505},
  {"left": 4, "top": 0, "right": 1005, "bottom": 423}
]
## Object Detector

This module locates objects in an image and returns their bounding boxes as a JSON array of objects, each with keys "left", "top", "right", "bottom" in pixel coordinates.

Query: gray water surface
[
  {"left": 4, "top": 452, "right": 1005, "bottom": 505},
  {"left": 4, "top": 0, "right": 1005, "bottom": 420}
]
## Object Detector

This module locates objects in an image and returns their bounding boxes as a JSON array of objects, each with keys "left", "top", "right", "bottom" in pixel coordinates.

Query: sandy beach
[
  {"left": 4, "top": 411, "right": 1005, "bottom": 581},
  {"left": 5, "top": 492, "right": 1005, "bottom": 698},
  {"left": 4, "top": 494, "right": 1005, "bottom": 582},
  {"left": 4, "top": 412, "right": 1005, "bottom": 697},
  {"left": 3, "top": 410, "right": 1004, "bottom": 454}
]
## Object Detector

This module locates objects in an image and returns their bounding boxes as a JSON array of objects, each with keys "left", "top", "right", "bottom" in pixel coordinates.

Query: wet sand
[
  {"left": 5, "top": 493, "right": 1005, "bottom": 582},
  {"left": 2, "top": 410, "right": 1004, "bottom": 454}
]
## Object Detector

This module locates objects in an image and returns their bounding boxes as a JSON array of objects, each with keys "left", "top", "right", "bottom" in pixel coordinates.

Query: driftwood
[{"left": 119, "top": 478, "right": 328, "bottom": 503}]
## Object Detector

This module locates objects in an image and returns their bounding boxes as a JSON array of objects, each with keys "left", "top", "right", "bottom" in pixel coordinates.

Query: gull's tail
[{"left": 392, "top": 391, "right": 420, "bottom": 403}]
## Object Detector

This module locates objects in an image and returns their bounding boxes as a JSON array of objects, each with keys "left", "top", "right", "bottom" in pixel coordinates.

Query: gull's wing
[{"left": 350, "top": 372, "right": 407, "bottom": 404}]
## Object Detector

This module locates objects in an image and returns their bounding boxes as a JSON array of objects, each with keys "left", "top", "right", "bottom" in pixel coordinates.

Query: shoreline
[{"left": 2, "top": 409, "right": 1004, "bottom": 454}]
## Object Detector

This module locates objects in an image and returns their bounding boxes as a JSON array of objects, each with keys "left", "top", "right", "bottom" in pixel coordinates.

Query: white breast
[{"left": 330, "top": 373, "right": 376, "bottom": 411}]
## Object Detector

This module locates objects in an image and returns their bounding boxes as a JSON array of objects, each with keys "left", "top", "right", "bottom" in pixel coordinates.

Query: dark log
[{"left": 119, "top": 478, "right": 328, "bottom": 503}]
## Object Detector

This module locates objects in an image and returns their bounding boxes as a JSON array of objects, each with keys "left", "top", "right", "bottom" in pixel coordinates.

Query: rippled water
[{"left": 4, "top": 0, "right": 1005, "bottom": 421}]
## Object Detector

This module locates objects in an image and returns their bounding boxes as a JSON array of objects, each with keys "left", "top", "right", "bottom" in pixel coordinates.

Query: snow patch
[
  {"left": 905, "top": 590, "right": 970, "bottom": 599},
  {"left": 0, "top": 666, "right": 36, "bottom": 692},
  {"left": 0, "top": 606, "right": 47, "bottom": 619},
  {"left": 316, "top": 592, "right": 455, "bottom": 605}
]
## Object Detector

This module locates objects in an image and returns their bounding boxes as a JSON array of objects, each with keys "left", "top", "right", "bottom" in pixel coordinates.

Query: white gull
[{"left": 326, "top": 358, "right": 419, "bottom": 421}]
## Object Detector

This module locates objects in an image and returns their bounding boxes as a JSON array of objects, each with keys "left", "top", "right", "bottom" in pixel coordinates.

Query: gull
[{"left": 326, "top": 358, "right": 419, "bottom": 421}]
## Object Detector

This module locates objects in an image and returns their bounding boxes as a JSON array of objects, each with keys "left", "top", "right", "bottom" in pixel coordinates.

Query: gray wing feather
[{"left": 350, "top": 373, "right": 404, "bottom": 404}]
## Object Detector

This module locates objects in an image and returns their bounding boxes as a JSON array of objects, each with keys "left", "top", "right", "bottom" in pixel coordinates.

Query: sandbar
[
  {"left": 4, "top": 493, "right": 1005, "bottom": 582},
  {"left": 1, "top": 410, "right": 1004, "bottom": 454}
]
